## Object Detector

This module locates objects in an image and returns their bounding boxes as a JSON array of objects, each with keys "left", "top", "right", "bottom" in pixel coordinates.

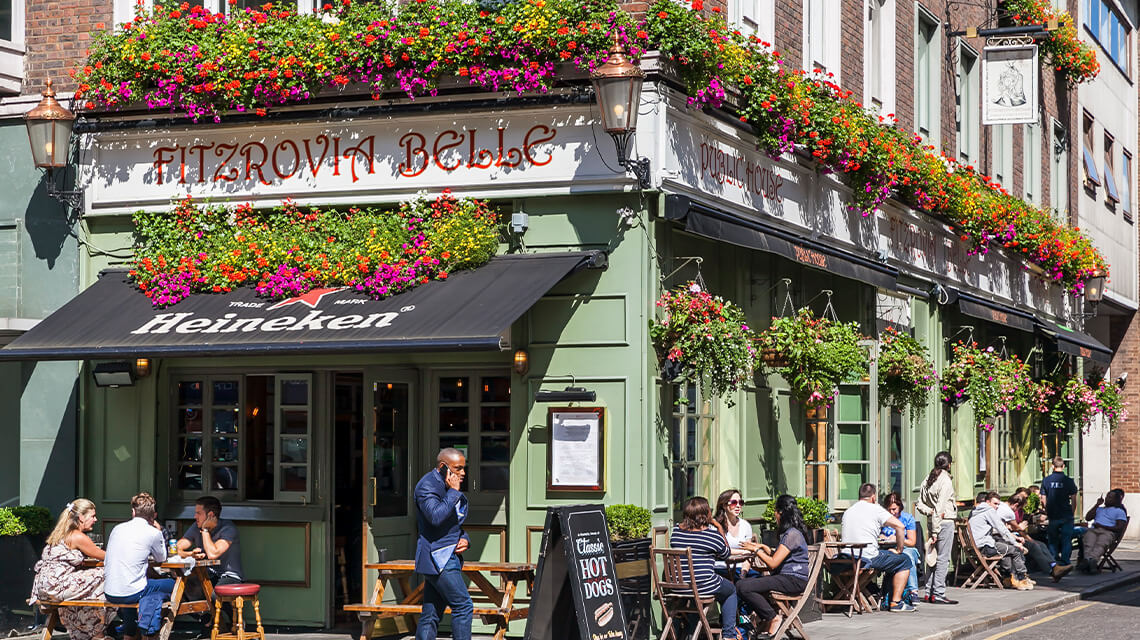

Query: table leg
[
  {"left": 39, "top": 608, "right": 58, "bottom": 640},
  {"left": 356, "top": 612, "right": 373, "bottom": 640}
]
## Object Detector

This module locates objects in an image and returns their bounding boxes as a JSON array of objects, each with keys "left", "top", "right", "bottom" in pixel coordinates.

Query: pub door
[{"left": 360, "top": 368, "right": 418, "bottom": 633}]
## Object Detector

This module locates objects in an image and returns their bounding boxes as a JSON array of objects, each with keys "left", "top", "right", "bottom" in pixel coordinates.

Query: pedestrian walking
[{"left": 413, "top": 448, "right": 472, "bottom": 640}]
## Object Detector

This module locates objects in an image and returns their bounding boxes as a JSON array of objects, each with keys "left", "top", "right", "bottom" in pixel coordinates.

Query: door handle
[{"left": 369, "top": 477, "right": 377, "bottom": 506}]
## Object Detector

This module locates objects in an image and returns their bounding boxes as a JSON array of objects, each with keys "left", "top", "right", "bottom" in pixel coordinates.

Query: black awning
[
  {"left": 0, "top": 252, "right": 603, "bottom": 361},
  {"left": 665, "top": 195, "right": 897, "bottom": 290},
  {"left": 953, "top": 292, "right": 1037, "bottom": 333},
  {"left": 1036, "top": 319, "right": 1113, "bottom": 364}
]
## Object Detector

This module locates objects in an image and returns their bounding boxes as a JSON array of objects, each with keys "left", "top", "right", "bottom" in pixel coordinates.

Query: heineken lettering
[{"left": 130, "top": 310, "right": 400, "bottom": 335}]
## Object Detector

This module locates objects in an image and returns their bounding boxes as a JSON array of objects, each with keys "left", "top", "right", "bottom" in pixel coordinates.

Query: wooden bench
[
  {"left": 38, "top": 600, "right": 138, "bottom": 640},
  {"left": 345, "top": 560, "right": 534, "bottom": 640}
]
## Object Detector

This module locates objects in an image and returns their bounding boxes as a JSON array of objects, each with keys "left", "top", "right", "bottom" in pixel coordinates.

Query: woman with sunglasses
[{"left": 713, "top": 489, "right": 760, "bottom": 577}]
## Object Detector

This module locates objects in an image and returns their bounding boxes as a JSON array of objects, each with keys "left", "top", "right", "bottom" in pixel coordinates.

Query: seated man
[
  {"left": 969, "top": 492, "right": 1032, "bottom": 590},
  {"left": 996, "top": 493, "right": 1071, "bottom": 582},
  {"left": 177, "top": 496, "right": 243, "bottom": 586},
  {"left": 104, "top": 493, "right": 174, "bottom": 640},
  {"left": 840, "top": 483, "right": 914, "bottom": 612},
  {"left": 1081, "top": 488, "right": 1128, "bottom": 573}
]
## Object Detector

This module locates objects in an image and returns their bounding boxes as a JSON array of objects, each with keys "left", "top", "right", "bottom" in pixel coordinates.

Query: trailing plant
[
  {"left": 130, "top": 191, "right": 500, "bottom": 306},
  {"left": 0, "top": 508, "right": 28, "bottom": 537},
  {"left": 605, "top": 504, "right": 652, "bottom": 541},
  {"left": 877, "top": 327, "right": 937, "bottom": 421},
  {"left": 940, "top": 341, "right": 1033, "bottom": 431},
  {"left": 1094, "top": 378, "right": 1128, "bottom": 433},
  {"left": 11, "top": 506, "right": 54, "bottom": 536},
  {"left": 1003, "top": 0, "right": 1100, "bottom": 85},
  {"left": 650, "top": 282, "right": 757, "bottom": 406},
  {"left": 761, "top": 495, "right": 829, "bottom": 530},
  {"left": 757, "top": 308, "right": 868, "bottom": 410},
  {"left": 74, "top": 0, "right": 1110, "bottom": 292},
  {"left": 1045, "top": 376, "right": 1098, "bottom": 433}
]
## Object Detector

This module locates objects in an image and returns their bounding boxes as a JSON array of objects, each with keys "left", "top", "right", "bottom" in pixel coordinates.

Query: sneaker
[
  {"left": 1052, "top": 563, "right": 1073, "bottom": 582},
  {"left": 890, "top": 601, "right": 917, "bottom": 612},
  {"left": 1013, "top": 577, "right": 1034, "bottom": 591},
  {"left": 928, "top": 595, "right": 959, "bottom": 605}
]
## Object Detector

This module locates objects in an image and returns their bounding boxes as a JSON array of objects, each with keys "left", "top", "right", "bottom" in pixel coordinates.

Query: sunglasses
[{"left": 727, "top": 499, "right": 743, "bottom": 506}]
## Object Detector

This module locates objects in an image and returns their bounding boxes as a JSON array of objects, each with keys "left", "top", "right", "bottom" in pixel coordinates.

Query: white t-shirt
[
  {"left": 841, "top": 500, "right": 892, "bottom": 559},
  {"left": 714, "top": 519, "right": 756, "bottom": 569},
  {"left": 104, "top": 517, "right": 166, "bottom": 597}
]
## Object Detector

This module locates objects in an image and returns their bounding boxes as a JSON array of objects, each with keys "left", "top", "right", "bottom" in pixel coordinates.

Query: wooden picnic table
[
  {"left": 41, "top": 558, "right": 219, "bottom": 640},
  {"left": 344, "top": 560, "right": 535, "bottom": 640}
]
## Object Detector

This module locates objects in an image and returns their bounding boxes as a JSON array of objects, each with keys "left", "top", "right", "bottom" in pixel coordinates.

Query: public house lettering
[
  {"left": 989, "top": 309, "right": 1009, "bottom": 325},
  {"left": 699, "top": 141, "right": 783, "bottom": 203},
  {"left": 151, "top": 124, "right": 559, "bottom": 186},
  {"left": 793, "top": 245, "right": 828, "bottom": 268}
]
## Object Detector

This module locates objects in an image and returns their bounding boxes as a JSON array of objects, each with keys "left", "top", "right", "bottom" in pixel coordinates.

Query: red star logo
[{"left": 267, "top": 287, "right": 348, "bottom": 310}]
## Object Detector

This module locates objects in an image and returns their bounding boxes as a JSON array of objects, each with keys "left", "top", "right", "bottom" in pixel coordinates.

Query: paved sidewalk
[{"left": 799, "top": 547, "right": 1140, "bottom": 640}]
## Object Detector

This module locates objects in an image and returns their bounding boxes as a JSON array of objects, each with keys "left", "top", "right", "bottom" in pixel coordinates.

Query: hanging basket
[{"left": 806, "top": 405, "right": 828, "bottom": 420}]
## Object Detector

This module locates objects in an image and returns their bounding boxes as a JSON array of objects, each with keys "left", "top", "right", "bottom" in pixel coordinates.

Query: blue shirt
[
  {"left": 881, "top": 511, "right": 916, "bottom": 540},
  {"left": 1042, "top": 471, "right": 1078, "bottom": 519},
  {"left": 1093, "top": 505, "right": 1128, "bottom": 528},
  {"left": 670, "top": 525, "right": 730, "bottom": 596},
  {"left": 777, "top": 528, "right": 810, "bottom": 579}
]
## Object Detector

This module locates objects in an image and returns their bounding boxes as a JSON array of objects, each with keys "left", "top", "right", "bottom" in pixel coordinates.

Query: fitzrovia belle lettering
[{"left": 150, "top": 124, "right": 558, "bottom": 186}]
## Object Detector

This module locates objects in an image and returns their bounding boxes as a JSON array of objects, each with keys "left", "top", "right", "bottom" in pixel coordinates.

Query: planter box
[
  {"left": 0, "top": 535, "right": 39, "bottom": 610},
  {"left": 611, "top": 537, "right": 651, "bottom": 640}
]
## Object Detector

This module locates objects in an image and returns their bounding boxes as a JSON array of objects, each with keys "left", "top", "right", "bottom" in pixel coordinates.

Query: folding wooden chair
[
  {"left": 765, "top": 544, "right": 826, "bottom": 640},
  {"left": 1097, "top": 516, "right": 1130, "bottom": 573},
  {"left": 955, "top": 520, "right": 1004, "bottom": 589},
  {"left": 818, "top": 532, "right": 877, "bottom": 617},
  {"left": 651, "top": 548, "right": 722, "bottom": 640}
]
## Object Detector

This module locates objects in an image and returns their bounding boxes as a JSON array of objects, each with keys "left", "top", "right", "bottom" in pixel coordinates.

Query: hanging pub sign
[
  {"left": 981, "top": 44, "right": 1039, "bottom": 125},
  {"left": 524, "top": 505, "right": 628, "bottom": 640}
]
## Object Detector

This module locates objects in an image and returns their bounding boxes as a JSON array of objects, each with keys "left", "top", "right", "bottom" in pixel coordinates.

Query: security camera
[
  {"left": 1117, "top": 372, "right": 1128, "bottom": 389},
  {"left": 510, "top": 212, "right": 529, "bottom": 235}
]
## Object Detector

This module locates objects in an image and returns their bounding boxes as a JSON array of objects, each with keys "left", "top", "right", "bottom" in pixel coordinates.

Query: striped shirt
[{"left": 670, "top": 525, "right": 730, "bottom": 596}]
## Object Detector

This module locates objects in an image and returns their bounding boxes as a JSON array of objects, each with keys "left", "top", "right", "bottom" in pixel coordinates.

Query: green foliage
[
  {"left": 757, "top": 308, "right": 868, "bottom": 409},
  {"left": 877, "top": 327, "right": 937, "bottom": 421},
  {"left": 0, "top": 508, "right": 28, "bottom": 537},
  {"left": 761, "top": 496, "right": 830, "bottom": 530},
  {"left": 1025, "top": 492, "right": 1042, "bottom": 514},
  {"left": 940, "top": 342, "right": 1034, "bottom": 431},
  {"left": 605, "top": 504, "right": 652, "bottom": 541},
  {"left": 12, "top": 505, "right": 54, "bottom": 536}
]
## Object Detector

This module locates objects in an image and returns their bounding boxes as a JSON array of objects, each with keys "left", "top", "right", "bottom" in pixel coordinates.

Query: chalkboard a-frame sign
[{"left": 524, "top": 504, "right": 628, "bottom": 640}]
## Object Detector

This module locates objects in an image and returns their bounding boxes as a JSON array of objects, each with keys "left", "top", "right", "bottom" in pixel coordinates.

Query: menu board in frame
[{"left": 547, "top": 407, "right": 604, "bottom": 491}]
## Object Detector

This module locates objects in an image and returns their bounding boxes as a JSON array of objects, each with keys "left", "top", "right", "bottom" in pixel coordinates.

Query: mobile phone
[{"left": 439, "top": 464, "right": 450, "bottom": 482}]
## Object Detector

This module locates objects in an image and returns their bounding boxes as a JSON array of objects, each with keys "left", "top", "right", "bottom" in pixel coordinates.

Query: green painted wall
[{"left": 0, "top": 121, "right": 80, "bottom": 508}]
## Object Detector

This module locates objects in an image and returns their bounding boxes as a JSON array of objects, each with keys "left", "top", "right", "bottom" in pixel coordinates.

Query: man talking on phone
[{"left": 414, "top": 448, "right": 472, "bottom": 640}]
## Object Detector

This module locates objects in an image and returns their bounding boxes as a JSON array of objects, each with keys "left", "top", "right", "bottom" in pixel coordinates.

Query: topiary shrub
[
  {"left": 761, "top": 496, "right": 831, "bottom": 530},
  {"left": 605, "top": 504, "right": 653, "bottom": 541},
  {"left": 12, "top": 506, "right": 54, "bottom": 536},
  {"left": 0, "top": 508, "right": 28, "bottom": 537}
]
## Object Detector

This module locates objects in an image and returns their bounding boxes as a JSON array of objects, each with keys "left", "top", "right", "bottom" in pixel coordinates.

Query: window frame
[
  {"left": 275, "top": 373, "right": 313, "bottom": 502},
  {"left": 1082, "top": 111, "right": 1101, "bottom": 187},
  {"left": 1104, "top": 130, "right": 1120, "bottom": 204},
  {"left": 1084, "top": 0, "right": 1132, "bottom": 77},
  {"left": 957, "top": 41, "right": 980, "bottom": 165},
  {"left": 728, "top": 0, "right": 775, "bottom": 46},
  {"left": 433, "top": 371, "right": 512, "bottom": 495},
  {"left": 914, "top": 5, "right": 941, "bottom": 146},
  {"left": 116, "top": 0, "right": 314, "bottom": 26},
  {"left": 863, "top": 0, "right": 897, "bottom": 117},
  {"left": 804, "top": 0, "right": 841, "bottom": 81},
  {"left": 1123, "top": 150, "right": 1133, "bottom": 221},
  {"left": 992, "top": 124, "right": 1014, "bottom": 191},
  {"left": 0, "top": 0, "right": 24, "bottom": 95},
  {"left": 669, "top": 380, "right": 717, "bottom": 517},
  {"left": 1023, "top": 119, "right": 1042, "bottom": 206},
  {"left": 1051, "top": 119, "right": 1070, "bottom": 222}
]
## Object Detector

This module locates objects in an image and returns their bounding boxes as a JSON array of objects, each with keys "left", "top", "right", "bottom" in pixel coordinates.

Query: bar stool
[{"left": 211, "top": 584, "right": 265, "bottom": 640}]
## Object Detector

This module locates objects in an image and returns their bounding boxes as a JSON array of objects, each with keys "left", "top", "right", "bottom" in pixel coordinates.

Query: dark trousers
[
  {"left": 107, "top": 579, "right": 175, "bottom": 636},
  {"left": 736, "top": 574, "right": 807, "bottom": 622},
  {"left": 1023, "top": 538, "right": 1054, "bottom": 573},
  {"left": 1047, "top": 517, "right": 1075, "bottom": 564},
  {"left": 416, "top": 555, "right": 472, "bottom": 640}
]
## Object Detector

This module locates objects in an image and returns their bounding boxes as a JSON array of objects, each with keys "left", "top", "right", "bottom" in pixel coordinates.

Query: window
[
  {"left": 174, "top": 374, "right": 313, "bottom": 501},
  {"left": 1023, "top": 120, "right": 1042, "bottom": 205},
  {"left": 1082, "top": 112, "right": 1100, "bottom": 186},
  {"left": 805, "top": 0, "right": 841, "bottom": 79},
  {"left": 957, "top": 44, "right": 980, "bottom": 164},
  {"left": 116, "top": 0, "right": 312, "bottom": 25},
  {"left": 1123, "top": 151, "right": 1133, "bottom": 221},
  {"left": 436, "top": 374, "right": 511, "bottom": 492},
  {"left": 728, "top": 0, "right": 775, "bottom": 45},
  {"left": 1051, "top": 120, "right": 1070, "bottom": 222},
  {"left": 1104, "top": 131, "right": 1120, "bottom": 203},
  {"left": 993, "top": 415, "right": 1018, "bottom": 491},
  {"left": 914, "top": 7, "right": 941, "bottom": 144},
  {"left": 992, "top": 125, "right": 1014, "bottom": 190},
  {"left": 670, "top": 381, "right": 716, "bottom": 515},
  {"left": 833, "top": 381, "right": 874, "bottom": 505},
  {"left": 0, "top": 0, "right": 23, "bottom": 95},
  {"left": 1085, "top": 0, "right": 1132, "bottom": 74},
  {"left": 864, "top": 0, "right": 896, "bottom": 116}
]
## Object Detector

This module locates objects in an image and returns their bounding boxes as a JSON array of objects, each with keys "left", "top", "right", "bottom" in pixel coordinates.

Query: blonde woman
[{"left": 29, "top": 499, "right": 108, "bottom": 640}]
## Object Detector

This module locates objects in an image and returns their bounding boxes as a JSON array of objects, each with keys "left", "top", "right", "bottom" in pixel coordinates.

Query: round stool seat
[{"left": 215, "top": 584, "right": 261, "bottom": 597}]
